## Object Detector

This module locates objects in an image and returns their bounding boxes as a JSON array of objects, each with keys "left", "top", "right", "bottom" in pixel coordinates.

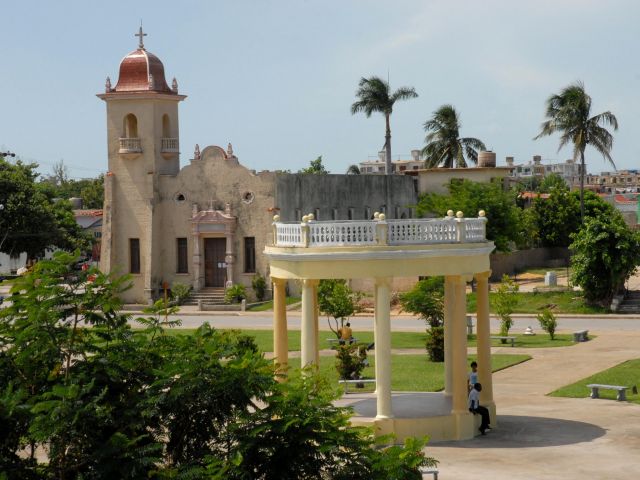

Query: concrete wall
[
  {"left": 414, "top": 167, "right": 512, "bottom": 195},
  {"left": 275, "top": 173, "right": 418, "bottom": 221},
  {"left": 489, "top": 247, "right": 570, "bottom": 280}
]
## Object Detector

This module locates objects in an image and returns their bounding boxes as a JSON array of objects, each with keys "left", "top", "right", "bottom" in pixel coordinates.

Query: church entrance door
[{"left": 204, "top": 238, "right": 226, "bottom": 287}]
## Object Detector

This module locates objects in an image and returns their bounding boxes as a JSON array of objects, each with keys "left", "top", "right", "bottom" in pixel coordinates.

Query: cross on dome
[{"left": 135, "top": 25, "right": 147, "bottom": 49}]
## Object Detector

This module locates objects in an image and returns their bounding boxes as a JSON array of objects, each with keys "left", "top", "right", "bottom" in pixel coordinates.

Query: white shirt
[{"left": 468, "top": 388, "right": 480, "bottom": 410}]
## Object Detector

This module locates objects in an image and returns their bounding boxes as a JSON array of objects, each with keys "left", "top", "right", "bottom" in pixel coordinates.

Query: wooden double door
[{"left": 204, "top": 238, "right": 227, "bottom": 287}]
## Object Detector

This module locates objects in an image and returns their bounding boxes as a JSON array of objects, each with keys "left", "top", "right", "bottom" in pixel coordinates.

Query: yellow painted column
[
  {"left": 443, "top": 276, "right": 455, "bottom": 397},
  {"left": 451, "top": 276, "right": 469, "bottom": 414},
  {"left": 272, "top": 277, "right": 288, "bottom": 378},
  {"left": 301, "top": 279, "right": 318, "bottom": 369},
  {"left": 374, "top": 277, "right": 393, "bottom": 419},
  {"left": 475, "top": 271, "right": 494, "bottom": 406},
  {"left": 313, "top": 281, "right": 320, "bottom": 365}
]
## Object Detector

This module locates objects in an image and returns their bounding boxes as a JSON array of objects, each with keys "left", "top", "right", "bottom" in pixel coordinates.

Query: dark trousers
[{"left": 472, "top": 406, "right": 491, "bottom": 429}]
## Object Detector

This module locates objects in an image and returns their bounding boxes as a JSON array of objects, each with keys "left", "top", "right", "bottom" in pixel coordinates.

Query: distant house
[{"left": 74, "top": 209, "right": 103, "bottom": 262}]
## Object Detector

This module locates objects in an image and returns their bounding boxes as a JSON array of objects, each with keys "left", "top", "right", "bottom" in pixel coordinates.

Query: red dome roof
[{"left": 114, "top": 48, "right": 174, "bottom": 93}]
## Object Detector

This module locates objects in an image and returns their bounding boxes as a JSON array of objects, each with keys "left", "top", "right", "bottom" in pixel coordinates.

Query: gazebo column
[
  {"left": 374, "top": 277, "right": 393, "bottom": 419},
  {"left": 475, "top": 271, "right": 495, "bottom": 414},
  {"left": 443, "top": 276, "right": 455, "bottom": 396},
  {"left": 449, "top": 275, "right": 469, "bottom": 415},
  {"left": 313, "top": 281, "right": 320, "bottom": 365},
  {"left": 301, "top": 279, "right": 319, "bottom": 369},
  {"left": 272, "top": 277, "right": 289, "bottom": 379}
]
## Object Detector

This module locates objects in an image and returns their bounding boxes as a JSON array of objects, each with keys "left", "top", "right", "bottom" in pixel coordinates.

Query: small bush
[
  {"left": 335, "top": 344, "right": 368, "bottom": 380},
  {"left": 225, "top": 284, "right": 247, "bottom": 304},
  {"left": 171, "top": 282, "right": 191, "bottom": 305},
  {"left": 252, "top": 273, "right": 267, "bottom": 301},
  {"left": 536, "top": 308, "right": 557, "bottom": 340},
  {"left": 425, "top": 326, "right": 445, "bottom": 362},
  {"left": 494, "top": 275, "right": 519, "bottom": 337}
]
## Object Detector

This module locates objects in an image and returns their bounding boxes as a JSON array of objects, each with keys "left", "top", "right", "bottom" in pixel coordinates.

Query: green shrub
[
  {"left": 335, "top": 343, "right": 368, "bottom": 380},
  {"left": 536, "top": 308, "right": 558, "bottom": 340},
  {"left": 171, "top": 282, "right": 191, "bottom": 305},
  {"left": 425, "top": 326, "right": 445, "bottom": 362},
  {"left": 251, "top": 273, "right": 267, "bottom": 301},
  {"left": 494, "top": 275, "right": 519, "bottom": 337},
  {"left": 225, "top": 284, "right": 247, "bottom": 304}
]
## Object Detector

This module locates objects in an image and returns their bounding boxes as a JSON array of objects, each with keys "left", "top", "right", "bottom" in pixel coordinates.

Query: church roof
[{"left": 114, "top": 48, "right": 174, "bottom": 93}]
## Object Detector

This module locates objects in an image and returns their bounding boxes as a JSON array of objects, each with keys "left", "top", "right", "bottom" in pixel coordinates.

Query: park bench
[
  {"left": 327, "top": 337, "right": 358, "bottom": 347},
  {"left": 338, "top": 378, "right": 375, "bottom": 393},
  {"left": 490, "top": 335, "right": 516, "bottom": 347},
  {"left": 587, "top": 384, "right": 631, "bottom": 401},
  {"left": 419, "top": 467, "right": 439, "bottom": 479},
  {"left": 573, "top": 330, "right": 589, "bottom": 342}
]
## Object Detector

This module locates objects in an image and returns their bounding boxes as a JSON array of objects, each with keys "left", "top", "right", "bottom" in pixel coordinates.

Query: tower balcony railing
[
  {"left": 271, "top": 211, "right": 488, "bottom": 248},
  {"left": 161, "top": 137, "right": 179, "bottom": 153},
  {"left": 118, "top": 137, "right": 142, "bottom": 153}
]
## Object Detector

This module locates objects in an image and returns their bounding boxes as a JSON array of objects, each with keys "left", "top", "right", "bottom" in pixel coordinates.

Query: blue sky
[{"left": 1, "top": 0, "right": 639, "bottom": 179}]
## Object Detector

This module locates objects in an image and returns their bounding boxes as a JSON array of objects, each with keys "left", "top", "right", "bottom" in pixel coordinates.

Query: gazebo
[{"left": 264, "top": 211, "right": 495, "bottom": 441}]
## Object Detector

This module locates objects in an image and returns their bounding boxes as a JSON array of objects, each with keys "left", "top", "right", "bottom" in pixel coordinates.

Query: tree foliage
[
  {"left": 351, "top": 76, "right": 418, "bottom": 174},
  {"left": 570, "top": 214, "right": 640, "bottom": 306},
  {"left": 298, "top": 156, "right": 329, "bottom": 174},
  {"left": 416, "top": 180, "right": 522, "bottom": 252},
  {"left": 422, "top": 105, "right": 486, "bottom": 168},
  {"left": 493, "top": 275, "right": 519, "bottom": 336},
  {"left": 0, "top": 253, "right": 437, "bottom": 479},
  {"left": 535, "top": 81, "right": 618, "bottom": 221},
  {"left": 318, "top": 279, "right": 360, "bottom": 337},
  {"left": 0, "top": 157, "right": 89, "bottom": 258},
  {"left": 528, "top": 188, "right": 616, "bottom": 248}
]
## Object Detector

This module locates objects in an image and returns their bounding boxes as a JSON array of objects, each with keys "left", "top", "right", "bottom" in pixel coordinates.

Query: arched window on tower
[
  {"left": 119, "top": 114, "right": 142, "bottom": 153},
  {"left": 161, "top": 113, "right": 178, "bottom": 153}
]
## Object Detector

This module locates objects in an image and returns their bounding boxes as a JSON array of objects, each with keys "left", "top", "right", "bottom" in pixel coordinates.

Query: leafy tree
[
  {"left": 318, "top": 279, "right": 360, "bottom": 338},
  {"left": 299, "top": 155, "right": 329, "bottom": 174},
  {"left": 399, "top": 277, "right": 445, "bottom": 362},
  {"left": 416, "top": 180, "right": 522, "bottom": 252},
  {"left": 493, "top": 275, "right": 519, "bottom": 337},
  {"left": 537, "top": 173, "right": 567, "bottom": 193},
  {"left": 570, "top": 214, "right": 640, "bottom": 306},
  {"left": 252, "top": 272, "right": 267, "bottom": 301},
  {"left": 535, "top": 81, "right": 618, "bottom": 221},
  {"left": 351, "top": 76, "right": 418, "bottom": 175},
  {"left": 38, "top": 174, "right": 104, "bottom": 209},
  {"left": 422, "top": 104, "right": 486, "bottom": 168},
  {"left": 536, "top": 308, "right": 558, "bottom": 340},
  {"left": 346, "top": 164, "right": 361, "bottom": 174},
  {"left": 529, "top": 188, "right": 616, "bottom": 248},
  {"left": 0, "top": 158, "right": 60, "bottom": 258},
  {"left": 0, "top": 253, "right": 438, "bottom": 478}
]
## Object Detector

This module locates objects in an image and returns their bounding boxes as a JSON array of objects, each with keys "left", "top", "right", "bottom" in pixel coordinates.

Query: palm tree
[
  {"left": 422, "top": 105, "right": 486, "bottom": 168},
  {"left": 346, "top": 164, "right": 361, "bottom": 175},
  {"left": 351, "top": 76, "right": 418, "bottom": 175},
  {"left": 535, "top": 81, "right": 618, "bottom": 221}
]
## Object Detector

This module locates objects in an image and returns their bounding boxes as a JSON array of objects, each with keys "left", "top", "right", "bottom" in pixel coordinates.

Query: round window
[{"left": 242, "top": 191, "right": 255, "bottom": 204}]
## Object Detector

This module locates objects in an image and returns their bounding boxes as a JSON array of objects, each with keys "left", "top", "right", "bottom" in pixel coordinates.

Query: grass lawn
[
  {"left": 247, "top": 296, "right": 301, "bottom": 312},
  {"left": 288, "top": 353, "right": 531, "bottom": 392},
  {"left": 549, "top": 359, "right": 640, "bottom": 404},
  {"left": 163, "top": 328, "right": 584, "bottom": 351},
  {"left": 467, "top": 290, "right": 606, "bottom": 314}
]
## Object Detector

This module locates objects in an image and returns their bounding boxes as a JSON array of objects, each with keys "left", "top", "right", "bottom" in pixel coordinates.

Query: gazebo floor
[{"left": 335, "top": 391, "right": 487, "bottom": 442}]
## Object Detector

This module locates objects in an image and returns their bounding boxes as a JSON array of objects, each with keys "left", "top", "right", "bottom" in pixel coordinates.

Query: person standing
[{"left": 468, "top": 383, "right": 491, "bottom": 435}]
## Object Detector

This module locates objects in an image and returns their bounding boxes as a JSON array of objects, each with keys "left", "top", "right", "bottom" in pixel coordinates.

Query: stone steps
[
  {"left": 617, "top": 291, "right": 640, "bottom": 313},
  {"left": 182, "top": 288, "right": 226, "bottom": 306}
]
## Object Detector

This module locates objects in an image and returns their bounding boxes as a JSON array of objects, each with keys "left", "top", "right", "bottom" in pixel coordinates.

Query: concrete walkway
[{"left": 425, "top": 331, "right": 640, "bottom": 479}]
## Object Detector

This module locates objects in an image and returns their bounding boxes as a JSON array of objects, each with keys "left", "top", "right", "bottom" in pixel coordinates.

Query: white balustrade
[
  {"left": 273, "top": 217, "right": 487, "bottom": 247},
  {"left": 387, "top": 219, "right": 457, "bottom": 244},
  {"left": 161, "top": 137, "right": 179, "bottom": 152},
  {"left": 275, "top": 223, "right": 304, "bottom": 246},
  {"left": 309, "top": 221, "right": 376, "bottom": 246},
  {"left": 118, "top": 137, "right": 142, "bottom": 153}
]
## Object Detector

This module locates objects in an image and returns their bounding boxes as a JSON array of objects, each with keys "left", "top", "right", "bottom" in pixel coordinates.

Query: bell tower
[{"left": 97, "top": 27, "right": 186, "bottom": 303}]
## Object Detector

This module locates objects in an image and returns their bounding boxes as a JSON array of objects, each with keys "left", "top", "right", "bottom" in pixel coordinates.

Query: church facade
[{"left": 98, "top": 32, "right": 418, "bottom": 304}]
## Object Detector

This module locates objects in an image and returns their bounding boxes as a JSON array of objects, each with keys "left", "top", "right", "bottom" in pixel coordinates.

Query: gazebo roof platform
[{"left": 335, "top": 391, "right": 485, "bottom": 442}]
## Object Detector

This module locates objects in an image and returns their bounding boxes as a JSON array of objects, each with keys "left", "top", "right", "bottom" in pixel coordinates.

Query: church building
[{"left": 98, "top": 30, "right": 417, "bottom": 304}]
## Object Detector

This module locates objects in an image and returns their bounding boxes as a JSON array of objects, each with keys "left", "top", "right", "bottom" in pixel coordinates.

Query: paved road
[{"left": 127, "top": 310, "right": 640, "bottom": 333}]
